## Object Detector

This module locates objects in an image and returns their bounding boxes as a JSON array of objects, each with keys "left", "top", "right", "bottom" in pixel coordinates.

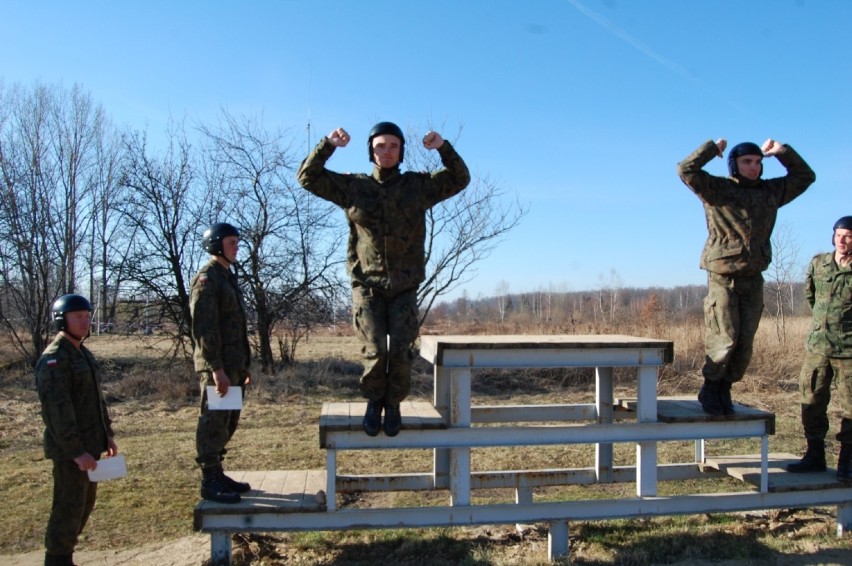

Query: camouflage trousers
[
  {"left": 702, "top": 272, "right": 764, "bottom": 383},
  {"left": 798, "top": 352, "right": 852, "bottom": 443},
  {"left": 352, "top": 285, "right": 419, "bottom": 404},
  {"left": 195, "top": 370, "right": 247, "bottom": 469},
  {"left": 45, "top": 458, "right": 97, "bottom": 556}
]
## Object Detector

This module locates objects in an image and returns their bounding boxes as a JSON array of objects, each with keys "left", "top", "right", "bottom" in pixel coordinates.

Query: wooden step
[
  {"left": 319, "top": 401, "right": 446, "bottom": 447},
  {"left": 617, "top": 396, "right": 775, "bottom": 434},
  {"left": 193, "top": 469, "right": 327, "bottom": 530},
  {"left": 704, "top": 453, "right": 850, "bottom": 492}
]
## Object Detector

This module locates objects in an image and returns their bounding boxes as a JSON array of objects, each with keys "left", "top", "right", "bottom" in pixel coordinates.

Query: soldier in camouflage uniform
[
  {"left": 35, "top": 294, "right": 118, "bottom": 566},
  {"left": 297, "top": 121, "right": 470, "bottom": 437},
  {"left": 786, "top": 216, "right": 852, "bottom": 481},
  {"left": 678, "top": 138, "right": 815, "bottom": 415},
  {"left": 191, "top": 222, "right": 253, "bottom": 503}
]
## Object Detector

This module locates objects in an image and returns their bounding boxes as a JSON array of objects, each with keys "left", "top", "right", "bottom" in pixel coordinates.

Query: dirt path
[{"left": 0, "top": 535, "right": 210, "bottom": 566}]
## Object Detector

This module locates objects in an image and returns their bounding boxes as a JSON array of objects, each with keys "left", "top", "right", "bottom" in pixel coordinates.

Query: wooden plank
[
  {"left": 194, "top": 470, "right": 328, "bottom": 527},
  {"left": 617, "top": 397, "right": 775, "bottom": 434},
  {"left": 705, "top": 453, "right": 846, "bottom": 492},
  {"left": 320, "top": 401, "right": 446, "bottom": 436}
]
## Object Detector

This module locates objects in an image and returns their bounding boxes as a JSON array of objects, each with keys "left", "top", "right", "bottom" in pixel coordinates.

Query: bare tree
[
  {"left": 766, "top": 222, "right": 802, "bottom": 345},
  {"left": 199, "top": 110, "right": 346, "bottom": 371},
  {"left": 119, "top": 121, "right": 208, "bottom": 355},
  {"left": 0, "top": 82, "right": 113, "bottom": 363},
  {"left": 495, "top": 280, "right": 510, "bottom": 323},
  {"left": 405, "top": 126, "right": 527, "bottom": 324}
]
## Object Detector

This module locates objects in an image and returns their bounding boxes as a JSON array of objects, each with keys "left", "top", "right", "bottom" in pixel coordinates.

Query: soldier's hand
[
  {"left": 715, "top": 138, "right": 727, "bottom": 156},
  {"left": 761, "top": 138, "right": 786, "bottom": 156},
  {"left": 328, "top": 128, "right": 350, "bottom": 148},
  {"left": 107, "top": 437, "right": 119, "bottom": 457},
  {"left": 213, "top": 369, "right": 231, "bottom": 396},
  {"left": 74, "top": 452, "right": 98, "bottom": 472},
  {"left": 423, "top": 131, "right": 444, "bottom": 150}
]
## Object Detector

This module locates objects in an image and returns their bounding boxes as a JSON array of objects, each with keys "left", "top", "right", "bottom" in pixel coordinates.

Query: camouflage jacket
[
  {"left": 297, "top": 137, "right": 471, "bottom": 292},
  {"left": 190, "top": 259, "right": 251, "bottom": 375},
  {"left": 805, "top": 252, "right": 852, "bottom": 357},
  {"left": 677, "top": 140, "right": 816, "bottom": 276},
  {"left": 35, "top": 335, "right": 114, "bottom": 461}
]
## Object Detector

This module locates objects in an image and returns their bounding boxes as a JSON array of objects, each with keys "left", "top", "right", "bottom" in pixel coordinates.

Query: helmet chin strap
[{"left": 62, "top": 329, "right": 88, "bottom": 342}]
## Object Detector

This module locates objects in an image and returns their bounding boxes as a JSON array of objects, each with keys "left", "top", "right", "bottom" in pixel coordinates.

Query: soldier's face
[
  {"left": 371, "top": 134, "right": 401, "bottom": 168},
  {"left": 736, "top": 154, "right": 762, "bottom": 181},
  {"left": 221, "top": 235, "right": 240, "bottom": 264},
  {"left": 835, "top": 228, "right": 852, "bottom": 256},
  {"left": 64, "top": 310, "right": 91, "bottom": 337}
]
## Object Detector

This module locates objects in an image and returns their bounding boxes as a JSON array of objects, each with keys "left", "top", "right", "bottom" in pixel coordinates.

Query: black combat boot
[
  {"left": 363, "top": 399, "right": 382, "bottom": 437},
  {"left": 786, "top": 439, "right": 826, "bottom": 473},
  {"left": 44, "top": 553, "right": 75, "bottom": 566},
  {"left": 220, "top": 470, "right": 251, "bottom": 493},
  {"left": 718, "top": 380, "right": 735, "bottom": 415},
  {"left": 383, "top": 402, "right": 402, "bottom": 437},
  {"left": 698, "top": 379, "right": 724, "bottom": 416},
  {"left": 201, "top": 465, "right": 241, "bottom": 503},
  {"left": 838, "top": 443, "right": 852, "bottom": 482}
]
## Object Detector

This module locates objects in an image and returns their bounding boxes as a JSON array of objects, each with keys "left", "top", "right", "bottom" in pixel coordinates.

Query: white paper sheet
[
  {"left": 88, "top": 454, "right": 127, "bottom": 482},
  {"left": 206, "top": 385, "right": 243, "bottom": 410}
]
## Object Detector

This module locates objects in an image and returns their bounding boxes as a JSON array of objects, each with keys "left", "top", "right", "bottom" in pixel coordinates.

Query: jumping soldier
[
  {"left": 35, "top": 294, "right": 118, "bottom": 566},
  {"left": 297, "top": 121, "right": 470, "bottom": 437},
  {"left": 677, "top": 138, "right": 816, "bottom": 415},
  {"left": 787, "top": 216, "right": 852, "bottom": 481},
  {"left": 191, "top": 222, "right": 253, "bottom": 503}
]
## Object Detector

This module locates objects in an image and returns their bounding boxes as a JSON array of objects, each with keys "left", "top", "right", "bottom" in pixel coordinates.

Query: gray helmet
[
  {"left": 367, "top": 121, "right": 404, "bottom": 164},
  {"left": 727, "top": 142, "right": 763, "bottom": 177},
  {"left": 202, "top": 222, "right": 240, "bottom": 256},
  {"left": 833, "top": 216, "right": 852, "bottom": 245},
  {"left": 52, "top": 294, "right": 93, "bottom": 332}
]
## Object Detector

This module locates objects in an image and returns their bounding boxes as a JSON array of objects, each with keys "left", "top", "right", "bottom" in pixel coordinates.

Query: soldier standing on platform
[
  {"left": 297, "top": 121, "right": 470, "bottom": 437},
  {"left": 191, "top": 222, "right": 253, "bottom": 503},
  {"left": 786, "top": 216, "right": 852, "bottom": 481},
  {"left": 35, "top": 294, "right": 118, "bottom": 566},
  {"left": 677, "top": 138, "right": 815, "bottom": 416}
]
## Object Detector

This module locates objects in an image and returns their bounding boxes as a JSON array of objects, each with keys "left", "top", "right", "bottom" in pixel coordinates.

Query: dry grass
[{"left": 1, "top": 317, "right": 851, "bottom": 564}]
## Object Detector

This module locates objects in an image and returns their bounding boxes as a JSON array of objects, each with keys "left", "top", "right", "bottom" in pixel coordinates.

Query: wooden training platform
[
  {"left": 193, "top": 470, "right": 327, "bottom": 531},
  {"left": 705, "top": 453, "right": 850, "bottom": 492},
  {"left": 617, "top": 396, "right": 776, "bottom": 434},
  {"left": 319, "top": 400, "right": 445, "bottom": 447}
]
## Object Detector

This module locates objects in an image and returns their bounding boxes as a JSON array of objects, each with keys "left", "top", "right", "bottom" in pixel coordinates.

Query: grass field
[{"left": 2, "top": 319, "right": 851, "bottom": 565}]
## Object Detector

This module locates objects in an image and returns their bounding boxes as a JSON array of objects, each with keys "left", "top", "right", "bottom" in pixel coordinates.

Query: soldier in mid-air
[
  {"left": 298, "top": 121, "right": 470, "bottom": 437},
  {"left": 677, "top": 137, "right": 815, "bottom": 415}
]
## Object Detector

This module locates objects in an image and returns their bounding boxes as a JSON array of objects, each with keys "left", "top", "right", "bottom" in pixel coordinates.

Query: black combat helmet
[
  {"left": 727, "top": 142, "right": 763, "bottom": 177},
  {"left": 833, "top": 216, "right": 852, "bottom": 245},
  {"left": 367, "top": 121, "right": 405, "bottom": 164},
  {"left": 52, "top": 294, "right": 93, "bottom": 332},
  {"left": 202, "top": 222, "right": 240, "bottom": 256}
]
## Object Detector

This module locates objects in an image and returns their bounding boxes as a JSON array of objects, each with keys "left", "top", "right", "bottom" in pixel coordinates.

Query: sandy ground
[
  {"left": 3, "top": 535, "right": 851, "bottom": 566},
  {"left": 0, "top": 535, "right": 211, "bottom": 566}
]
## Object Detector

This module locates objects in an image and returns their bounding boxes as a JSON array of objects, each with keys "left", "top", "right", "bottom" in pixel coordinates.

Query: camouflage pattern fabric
[
  {"left": 701, "top": 272, "right": 764, "bottom": 383},
  {"left": 804, "top": 252, "right": 852, "bottom": 357},
  {"left": 297, "top": 137, "right": 470, "bottom": 293},
  {"left": 190, "top": 259, "right": 251, "bottom": 375},
  {"left": 35, "top": 335, "right": 113, "bottom": 460},
  {"left": 798, "top": 252, "right": 852, "bottom": 443},
  {"left": 677, "top": 140, "right": 815, "bottom": 276},
  {"left": 297, "top": 136, "right": 470, "bottom": 403},
  {"left": 353, "top": 285, "right": 419, "bottom": 403},
  {"left": 34, "top": 335, "right": 112, "bottom": 556},
  {"left": 45, "top": 458, "right": 97, "bottom": 556},
  {"left": 190, "top": 258, "right": 251, "bottom": 468}
]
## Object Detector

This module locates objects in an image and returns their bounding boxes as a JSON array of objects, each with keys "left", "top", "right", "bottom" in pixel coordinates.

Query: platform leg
[
  {"left": 210, "top": 531, "right": 231, "bottom": 566},
  {"left": 760, "top": 435, "right": 769, "bottom": 493},
  {"left": 449, "top": 367, "right": 472, "bottom": 506},
  {"left": 548, "top": 520, "right": 570, "bottom": 560},
  {"left": 837, "top": 502, "right": 852, "bottom": 537},
  {"left": 595, "top": 367, "right": 614, "bottom": 483},
  {"left": 433, "top": 365, "right": 451, "bottom": 491},
  {"left": 636, "top": 366, "right": 658, "bottom": 496},
  {"left": 326, "top": 449, "right": 337, "bottom": 512}
]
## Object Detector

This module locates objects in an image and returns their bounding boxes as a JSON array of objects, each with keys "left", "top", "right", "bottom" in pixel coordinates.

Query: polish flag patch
[{"left": 46, "top": 359, "right": 58, "bottom": 367}]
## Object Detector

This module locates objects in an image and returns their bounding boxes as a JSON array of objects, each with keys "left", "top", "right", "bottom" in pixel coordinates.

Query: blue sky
[{"left": 2, "top": 0, "right": 850, "bottom": 300}]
